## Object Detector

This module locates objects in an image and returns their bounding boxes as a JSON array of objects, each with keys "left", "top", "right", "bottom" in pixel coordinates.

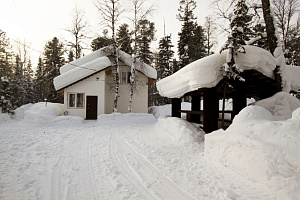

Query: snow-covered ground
[{"left": 0, "top": 94, "right": 299, "bottom": 200}]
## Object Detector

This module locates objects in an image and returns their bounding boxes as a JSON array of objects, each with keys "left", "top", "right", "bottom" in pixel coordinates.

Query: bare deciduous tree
[
  {"left": 127, "top": 0, "right": 155, "bottom": 112},
  {"left": 272, "top": 0, "right": 299, "bottom": 50},
  {"left": 66, "top": 7, "right": 88, "bottom": 59},
  {"left": 95, "top": 0, "right": 124, "bottom": 112}
]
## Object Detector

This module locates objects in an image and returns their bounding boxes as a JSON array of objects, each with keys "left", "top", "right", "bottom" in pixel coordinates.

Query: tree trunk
[{"left": 261, "top": 0, "right": 283, "bottom": 92}]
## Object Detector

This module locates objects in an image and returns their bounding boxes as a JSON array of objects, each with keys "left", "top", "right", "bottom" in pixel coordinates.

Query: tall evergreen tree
[
  {"left": 23, "top": 60, "right": 36, "bottom": 104},
  {"left": 177, "top": 0, "right": 204, "bottom": 68},
  {"left": 136, "top": 19, "right": 155, "bottom": 65},
  {"left": 43, "top": 37, "right": 65, "bottom": 103},
  {"left": 91, "top": 30, "right": 114, "bottom": 51},
  {"left": 10, "top": 55, "right": 26, "bottom": 108},
  {"left": 33, "top": 57, "right": 46, "bottom": 102},
  {"left": 157, "top": 35, "right": 174, "bottom": 79},
  {"left": 155, "top": 34, "right": 175, "bottom": 105},
  {"left": 0, "top": 30, "right": 13, "bottom": 113},
  {"left": 117, "top": 23, "right": 133, "bottom": 54},
  {"left": 220, "top": 0, "right": 251, "bottom": 80}
]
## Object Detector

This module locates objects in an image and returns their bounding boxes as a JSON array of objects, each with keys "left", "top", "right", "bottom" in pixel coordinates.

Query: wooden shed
[{"left": 157, "top": 46, "right": 280, "bottom": 133}]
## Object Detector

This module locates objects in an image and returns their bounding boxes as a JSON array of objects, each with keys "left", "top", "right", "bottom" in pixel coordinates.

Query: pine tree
[
  {"left": 10, "top": 55, "right": 26, "bottom": 108},
  {"left": 117, "top": 23, "right": 133, "bottom": 54},
  {"left": 33, "top": 57, "right": 46, "bottom": 102},
  {"left": 136, "top": 19, "right": 155, "bottom": 65},
  {"left": 0, "top": 30, "right": 14, "bottom": 113},
  {"left": 23, "top": 60, "right": 36, "bottom": 104},
  {"left": 68, "top": 50, "right": 75, "bottom": 62},
  {"left": 155, "top": 34, "right": 175, "bottom": 105},
  {"left": 220, "top": 0, "right": 251, "bottom": 80},
  {"left": 177, "top": 0, "right": 203, "bottom": 68},
  {"left": 158, "top": 35, "right": 174, "bottom": 79},
  {"left": 91, "top": 30, "right": 114, "bottom": 51},
  {"left": 43, "top": 37, "right": 65, "bottom": 103}
]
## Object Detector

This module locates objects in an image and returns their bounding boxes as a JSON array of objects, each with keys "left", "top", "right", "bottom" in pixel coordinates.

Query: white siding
[
  {"left": 63, "top": 71, "right": 106, "bottom": 118},
  {"left": 63, "top": 64, "right": 149, "bottom": 118}
]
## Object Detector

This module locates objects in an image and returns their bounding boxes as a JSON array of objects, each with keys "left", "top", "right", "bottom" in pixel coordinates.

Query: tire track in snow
[
  {"left": 110, "top": 132, "right": 195, "bottom": 200},
  {"left": 50, "top": 126, "right": 101, "bottom": 200}
]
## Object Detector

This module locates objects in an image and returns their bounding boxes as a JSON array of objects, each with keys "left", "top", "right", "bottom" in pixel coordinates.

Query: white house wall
[
  {"left": 116, "top": 65, "right": 149, "bottom": 113},
  {"left": 63, "top": 71, "right": 106, "bottom": 118},
  {"left": 63, "top": 64, "right": 150, "bottom": 118}
]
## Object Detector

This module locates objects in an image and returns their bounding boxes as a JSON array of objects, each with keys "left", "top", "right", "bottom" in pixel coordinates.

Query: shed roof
[{"left": 157, "top": 45, "right": 300, "bottom": 98}]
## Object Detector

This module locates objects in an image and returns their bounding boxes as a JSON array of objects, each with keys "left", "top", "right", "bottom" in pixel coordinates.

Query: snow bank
[
  {"left": 253, "top": 92, "right": 300, "bottom": 120},
  {"left": 285, "top": 65, "right": 300, "bottom": 92},
  {"left": 149, "top": 102, "right": 191, "bottom": 118},
  {"left": 157, "top": 46, "right": 277, "bottom": 98},
  {"left": 205, "top": 95, "right": 300, "bottom": 199},
  {"left": 156, "top": 116, "right": 205, "bottom": 144},
  {"left": 12, "top": 103, "right": 34, "bottom": 120},
  {"left": 0, "top": 113, "right": 11, "bottom": 121},
  {"left": 23, "top": 102, "right": 64, "bottom": 122}
]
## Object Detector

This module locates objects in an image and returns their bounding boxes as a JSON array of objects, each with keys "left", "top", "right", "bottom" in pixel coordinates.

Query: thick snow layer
[
  {"left": 253, "top": 92, "right": 300, "bottom": 120},
  {"left": 285, "top": 65, "right": 300, "bottom": 92},
  {"left": 0, "top": 106, "right": 276, "bottom": 199},
  {"left": 156, "top": 116, "right": 205, "bottom": 144},
  {"left": 205, "top": 94, "right": 300, "bottom": 199},
  {"left": 57, "top": 46, "right": 157, "bottom": 91},
  {"left": 53, "top": 56, "right": 111, "bottom": 91},
  {"left": 157, "top": 46, "right": 280, "bottom": 98},
  {"left": 149, "top": 102, "right": 191, "bottom": 118},
  {"left": 19, "top": 102, "right": 64, "bottom": 122},
  {"left": 0, "top": 113, "right": 11, "bottom": 121}
]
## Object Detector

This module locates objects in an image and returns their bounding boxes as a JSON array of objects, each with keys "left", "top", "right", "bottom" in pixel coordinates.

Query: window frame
[
  {"left": 68, "top": 92, "right": 85, "bottom": 109},
  {"left": 121, "top": 71, "right": 131, "bottom": 84}
]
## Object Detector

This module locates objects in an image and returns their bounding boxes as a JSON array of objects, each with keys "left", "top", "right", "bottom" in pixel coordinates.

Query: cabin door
[{"left": 86, "top": 96, "right": 98, "bottom": 120}]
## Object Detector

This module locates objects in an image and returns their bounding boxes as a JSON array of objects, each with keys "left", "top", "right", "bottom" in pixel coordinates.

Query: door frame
[{"left": 86, "top": 96, "right": 98, "bottom": 120}]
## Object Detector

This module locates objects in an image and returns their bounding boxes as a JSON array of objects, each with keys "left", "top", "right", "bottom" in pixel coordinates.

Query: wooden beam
[
  {"left": 172, "top": 98, "right": 181, "bottom": 118},
  {"left": 191, "top": 94, "right": 201, "bottom": 123},
  {"left": 203, "top": 87, "right": 218, "bottom": 133},
  {"left": 232, "top": 80, "right": 247, "bottom": 120}
]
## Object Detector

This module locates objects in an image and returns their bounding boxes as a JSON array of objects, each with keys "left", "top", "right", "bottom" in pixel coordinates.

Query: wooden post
[
  {"left": 203, "top": 87, "right": 218, "bottom": 133},
  {"left": 232, "top": 80, "right": 247, "bottom": 120},
  {"left": 191, "top": 94, "right": 201, "bottom": 123},
  {"left": 172, "top": 98, "right": 181, "bottom": 118}
]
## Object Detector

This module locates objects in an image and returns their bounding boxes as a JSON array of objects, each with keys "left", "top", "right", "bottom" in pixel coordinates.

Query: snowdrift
[
  {"left": 12, "top": 102, "right": 64, "bottom": 122},
  {"left": 156, "top": 116, "right": 205, "bottom": 144},
  {"left": 205, "top": 92, "right": 300, "bottom": 199}
]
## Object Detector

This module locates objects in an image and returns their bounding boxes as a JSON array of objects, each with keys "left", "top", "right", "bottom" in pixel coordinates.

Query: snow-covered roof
[
  {"left": 54, "top": 56, "right": 111, "bottom": 91},
  {"left": 157, "top": 45, "right": 300, "bottom": 98},
  {"left": 54, "top": 46, "right": 157, "bottom": 91}
]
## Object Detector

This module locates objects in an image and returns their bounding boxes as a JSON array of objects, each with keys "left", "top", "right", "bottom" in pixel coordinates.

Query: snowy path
[{"left": 0, "top": 115, "right": 275, "bottom": 200}]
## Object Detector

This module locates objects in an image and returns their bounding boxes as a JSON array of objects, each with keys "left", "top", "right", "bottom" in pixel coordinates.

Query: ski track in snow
[{"left": 0, "top": 116, "right": 275, "bottom": 200}]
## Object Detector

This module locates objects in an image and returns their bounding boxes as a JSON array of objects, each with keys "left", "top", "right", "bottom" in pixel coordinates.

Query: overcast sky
[{"left": 0, "top": 0, "right": 213, "bottom": 66}]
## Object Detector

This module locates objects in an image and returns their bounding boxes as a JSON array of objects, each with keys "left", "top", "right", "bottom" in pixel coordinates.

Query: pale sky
[{"left": 0, "top": 0, "right": 213, "bottom": 66}]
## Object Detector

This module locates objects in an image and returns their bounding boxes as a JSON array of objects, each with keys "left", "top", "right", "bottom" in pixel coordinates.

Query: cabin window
[
  {"left": 121, "top": 71, "right": 131, "bottom": 84},
  {"left": 68, "top": 93, "right": 84, "bottom": 108}
]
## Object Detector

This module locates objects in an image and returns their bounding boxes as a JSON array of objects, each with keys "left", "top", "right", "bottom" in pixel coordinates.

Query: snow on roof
[
  {"left": 60, "top": 46, "right": 157, "bottom": 78},
  {"left": 157, "top": 46, "right": 282, "bottom": 98},
  {"left": 53, "top": 56, "right": 111, "bottom": 91},
  {"left": 54, "top": 46, "right": 157, "bottom": 91}
]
